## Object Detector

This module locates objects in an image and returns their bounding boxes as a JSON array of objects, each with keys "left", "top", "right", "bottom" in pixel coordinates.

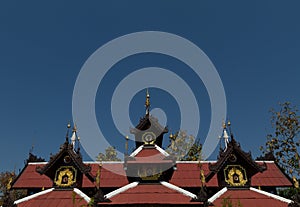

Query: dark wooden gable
[
  {"left": 36, "top": 138, "right": 94, "bottom": 188},
  {"left": 207, "top": 137, "right": 266, "bottom": 188},
  {"left": 130, "top": 114, "right": 168, "bottom": 149}
]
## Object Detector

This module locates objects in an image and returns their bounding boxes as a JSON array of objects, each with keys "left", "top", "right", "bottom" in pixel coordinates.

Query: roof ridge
[
  {"left": 14, "top": 188, "right": 55, "bottom": 205},
  {"left": 105, "top": 182, "right": 139, "bottom": 199},
  {"left": 129, "top": 145, "right": 144, "bottom": 157},
  {"left": 249, "top": 187, "right": 292, "bottom": 203},
  {"left": 160, "top": 181, "right": 197, "bottom": 199},
  {"left": 208, "top": 187, "right": 227, "bottom": 203},
  {"left": 74, "top": 188, "right": 91, "bottom": 203}
]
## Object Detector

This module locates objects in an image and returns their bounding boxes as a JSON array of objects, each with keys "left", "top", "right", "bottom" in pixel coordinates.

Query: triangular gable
[
  {"left": 35, "top": 139, "right": 94, "bottom": 188},
  {"left": 207, "top": 138, "right": 266, "bottom": 187}
]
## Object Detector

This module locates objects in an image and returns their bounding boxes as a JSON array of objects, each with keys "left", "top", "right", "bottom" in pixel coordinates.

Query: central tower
[{"left": 130, "top": 89, "right": 168, "bottom": 149}]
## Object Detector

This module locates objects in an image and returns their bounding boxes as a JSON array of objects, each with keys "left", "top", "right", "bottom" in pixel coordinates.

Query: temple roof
[{"left": 12, "top": 161, "right": 292, "bottom": 189}]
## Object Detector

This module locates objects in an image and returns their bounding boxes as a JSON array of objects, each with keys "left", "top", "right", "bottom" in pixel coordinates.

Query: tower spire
[
  {"left": 145, "top": 88, "right": 150, "bottom": 116},
  {"left": 71, "top": 123, "right": 77, "bottom": 151}
]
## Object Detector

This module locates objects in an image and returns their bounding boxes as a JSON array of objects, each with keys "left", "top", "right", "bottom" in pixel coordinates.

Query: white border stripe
[
  {"left": 14, "top": 188, "right": 55, "bottom": 204},
  {"left": 176, "top": 160, "right": 217, "bottom": 164},
  {"left": 129, "top": 145, "right": 144, "bottom": 157},
  {"left": 74, "top": 188, "right": 91, "bottom": 203},
  {"left": 160, "top": 181, "right": 197, "bottom": 199},
  {"left": 208, "top": 187, "right": 227, "bottom": 203},
  {"left": 28, "top": 160, "right": 275, "bottom": 165},
  {"left": 28, "top": 162, "right": 48, "bottom": 165},
  {"left": 105, "top": 182, "right": 139, "bottom": 199},
  {"left": 250, "top": 187, "right": 292, "bottom": 203},
  {"left": 155, "top": 145, "right": 170, "bottom": 156}
]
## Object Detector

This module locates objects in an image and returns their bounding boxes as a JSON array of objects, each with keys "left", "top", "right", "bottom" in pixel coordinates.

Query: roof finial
[
  {"left": 220, "top": 121, "right": 230, "bottom": 151},
  {"left": 125, "top": 135, "right": 129, "bottom": 156},
  {"left": 71, "top": 123, "right": 77, "bottom": 151},
  {"left": 65, "top": 121, "right": 71, "bottom": 143},
  {"left": 145, "top": 88, "right": 150, "bottom": 116}
]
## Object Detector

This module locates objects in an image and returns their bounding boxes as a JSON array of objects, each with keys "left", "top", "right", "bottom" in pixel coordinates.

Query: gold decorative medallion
[
  {"left": 224, "top": 165, "right": 247, "bottom": 187},
  {"left": 55, "top": 166, "right": 77, "bottom": 187},
  {"left": 142, "top": 132, "right": 156, "bottom": 144},
  {"left": 138, "top": 166, "right": 162, "bottom": 181}
]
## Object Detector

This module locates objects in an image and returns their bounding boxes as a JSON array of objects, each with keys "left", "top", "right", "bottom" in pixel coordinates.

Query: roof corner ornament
[
  {"left": 220, "top": 120, "right": 232, "bottom": 151},
  {"left": 71, "top": 124, "right": 77, "bottom": 151},
  {"left": 145, "top": 88, "right": 150, "bottom": 116},
  {"left": 65, "top": 122, "right": 71, "bottom": 143}
]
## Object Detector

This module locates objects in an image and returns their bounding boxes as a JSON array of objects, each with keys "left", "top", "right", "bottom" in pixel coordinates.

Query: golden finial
[
  {"left": 222, "top": 120, "right": 226, "bottom": 129},
  {"left": 72, "top": 123, "right": 77, "bottom": 132},
  {"left": 125, "top": 135, "right": 129, "bottom": 155},
  {"left": 67, "top": 122, "right": 71, "bottom": 129},
  {"left": 145, "top": 88, "right": 150, "bottom": 115},
  {"left": 227, "top": 120, "right": 231, "bottom": 126}
]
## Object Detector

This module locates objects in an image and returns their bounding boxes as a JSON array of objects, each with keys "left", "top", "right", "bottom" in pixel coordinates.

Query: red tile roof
[
  {"left": 210, "top": 187, "right": 291, "bottom": 207},
  {"left": 252, "top": 162, "right": 292, "bottom": 187},
  {"left": 170, "top": 161, "right": 292, "bottom": 187},
  {"left": 13, "top": 162, "right": 129, "bottom": 189},
  {"left": 102, "top": 183, "right": 200, "bottom": 205},
  {"left": 170, "top": 162, "right": 219, "bottom": 187},
  {"left": 14, "top": 188, "right": 90, "bottom": 207},
  {"left": 13, "top": 163, "right": 52, "bottom": 188},
  {"left": 12, "top": 161, "right": 292, "bottom": 189}
]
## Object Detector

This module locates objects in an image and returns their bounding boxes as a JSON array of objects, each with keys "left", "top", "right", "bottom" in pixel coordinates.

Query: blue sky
[{"left": 0, "top": 1, "right": 300, "bottom": 173}]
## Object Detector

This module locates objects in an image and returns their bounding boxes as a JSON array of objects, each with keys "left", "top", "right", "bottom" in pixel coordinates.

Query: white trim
[
  {"left": 255, "top": 160, "right": 275, "bottom": 163},
  {"left": 27, "top": 160, "right": 275, "bottom": 165},
  {"left": 28, "top": 162, "right": 48, "bottom": 165},
  {"left": 14, "top": 188, "right": 55, "bottom": 204},
  {"left": 83, "top": 161, "right": 124, "bottom": 164},
  {"left": 176, "top": 160, "right": 217, "bottom": 164},
  {"left": 74, "top": 188, "right": 91, "bottom": 203},
  {"left": 155, "top": 145, "right": 170, "bottom": 156},
  {"left": 129, "top": 145, "right": 144, "bottom": 157},
  {"left": 250, "top": 187, "right": 292, "bottom": 203},
  {"left": 208, "top": 187, "right": 228, "bottom": 203},
  {"left": 160, "top": 181, "right": 197, "bottom": 199},
  {"left": 105, "top": 182, "right": 139, "bottom": 199}
]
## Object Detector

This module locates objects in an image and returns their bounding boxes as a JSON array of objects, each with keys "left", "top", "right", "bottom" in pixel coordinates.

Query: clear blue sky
[{"left": 0, "top": 1, "right": 300, "bottom": 173}]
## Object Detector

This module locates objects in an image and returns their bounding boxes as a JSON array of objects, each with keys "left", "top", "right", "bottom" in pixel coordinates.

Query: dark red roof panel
[
  {"left": 13, "top": 164, "right": 52, "bottom": 188},
  {"left": 212, "top": 188, "right": 290, "bottom": 207},
  {"left": 103, "top": 184, "right": 200, "bottom": 205},
  {"left": 252, "top": 162, "right": 292, "bottom": 187},
  {"left": 16, "top": 189, "right": 89, "bottom": 207}
]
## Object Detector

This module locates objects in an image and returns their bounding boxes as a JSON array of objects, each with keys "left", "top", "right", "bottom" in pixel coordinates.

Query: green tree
[
  {"left": 260, "top": 102, "right": 300, "bottom": 177},
  {"left": 96, "top": 146, "right": 121, "bottom": 162},
  {"left": 166, "top": 130, "right": 202, "bottom": 161},
  {"left": 0, "top": 171, "right": 26, "bottom": 207}
]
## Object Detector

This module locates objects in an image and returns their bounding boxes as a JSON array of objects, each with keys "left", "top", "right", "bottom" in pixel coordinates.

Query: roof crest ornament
[{"left": 145, "top": 88, "right": 150, "bottom": 116}]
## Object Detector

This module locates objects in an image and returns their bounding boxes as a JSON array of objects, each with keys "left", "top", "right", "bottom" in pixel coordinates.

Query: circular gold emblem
[{"left": 55, "top": 166, "right": 77, "bottom": 187}]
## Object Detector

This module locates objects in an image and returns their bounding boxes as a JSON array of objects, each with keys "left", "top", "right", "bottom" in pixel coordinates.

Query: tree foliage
[
  {"left": 96, "top": 146, "right": 121, "bottom": 162},
  {"left": 0, "top": 171, "right": 26, "bottom": 207},
  {"left": 260, "top": 102, "right": 300, "bottom": 177},
  {"left": 166, "top": 130, "right": 202, "bottom": 161}
]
